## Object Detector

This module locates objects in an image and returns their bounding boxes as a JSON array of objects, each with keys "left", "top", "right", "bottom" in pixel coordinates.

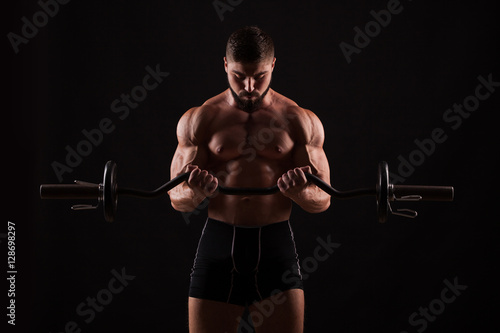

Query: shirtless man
[{"left": 168, "top": 26, "right": 331, "bottom": 333}]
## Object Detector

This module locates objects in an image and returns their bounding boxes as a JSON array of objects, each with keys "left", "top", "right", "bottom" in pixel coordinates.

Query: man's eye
[{"left": 235, "top": 75, "right": 244, "bottom": 80}]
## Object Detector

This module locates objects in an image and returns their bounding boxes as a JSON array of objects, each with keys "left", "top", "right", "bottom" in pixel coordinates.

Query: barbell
[{"left": 39, "top": 161, "right": 454, "bottom": 223}]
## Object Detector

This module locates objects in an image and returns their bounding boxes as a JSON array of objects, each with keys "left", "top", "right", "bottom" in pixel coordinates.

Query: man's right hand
[{"left": 183, "top": 165, "right": 219, "bottom": 198}]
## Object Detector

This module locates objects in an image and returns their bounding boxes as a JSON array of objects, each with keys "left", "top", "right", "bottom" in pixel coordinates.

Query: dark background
[{"left": 5, "top": 0, "right": 499, "bottom": 332}]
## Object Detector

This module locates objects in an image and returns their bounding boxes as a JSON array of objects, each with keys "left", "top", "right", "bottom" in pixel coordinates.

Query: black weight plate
[
  {"left": 103, "top": 160, "right": 118, "bottom": 223},
  {"left": 377, "top": 161, "right": 389, "bottom": 223}
]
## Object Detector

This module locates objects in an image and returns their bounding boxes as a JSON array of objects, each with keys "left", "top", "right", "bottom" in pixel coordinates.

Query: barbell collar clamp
[
  {"left": 394, "top": 195, "right": 423, "bottom": 202},
  {"left": 71, "top": 204, "right": 100, "bottom": 211},
  {"left": 390, "top": 206, "right": 418, "bottom": 219}
]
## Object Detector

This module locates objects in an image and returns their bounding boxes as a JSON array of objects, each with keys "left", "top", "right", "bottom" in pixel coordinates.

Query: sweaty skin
[{"left": 168, "top": 57, "right": 331, "bottom": 226}]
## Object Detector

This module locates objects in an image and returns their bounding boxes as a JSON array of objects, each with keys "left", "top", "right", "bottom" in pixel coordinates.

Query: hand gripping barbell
[{"left": 39, "top": 161, "right": 454, "bottom": 223}]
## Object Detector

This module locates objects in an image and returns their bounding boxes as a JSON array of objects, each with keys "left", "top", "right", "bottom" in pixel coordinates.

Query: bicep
[
  {"left": 170, "top": 142, "right": 209, "bottom": 179},
  {"left": 170, "top": 108, "right": 209, "bottom": 179},
  {"left": 291, "top": 109, "right": 330, "bottom": 183},
  {"left": 293, "top": 144, "right": 330, "bottom": 184}
]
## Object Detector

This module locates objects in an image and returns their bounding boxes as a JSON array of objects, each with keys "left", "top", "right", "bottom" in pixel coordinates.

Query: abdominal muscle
[{"left": 207, "top": 157, "right": 294, "bottom": 226}]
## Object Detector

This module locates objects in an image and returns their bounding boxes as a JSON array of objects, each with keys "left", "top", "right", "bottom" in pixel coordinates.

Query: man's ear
[
  {"left": 271, "top": 57, "right": 276, "bottom": 71},
  {"left": 224, "top": 57, "right": 228, "bottom": 73}
]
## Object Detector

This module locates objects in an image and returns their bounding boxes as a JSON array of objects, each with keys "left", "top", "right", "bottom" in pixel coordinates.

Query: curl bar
[{"left": 40, "top": 161, "right": 454, "bottom": 223}]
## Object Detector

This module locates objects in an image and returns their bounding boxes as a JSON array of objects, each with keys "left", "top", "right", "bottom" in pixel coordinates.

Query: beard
[{"left": 228, "top": 79, "right": 271, "bottom": 113}]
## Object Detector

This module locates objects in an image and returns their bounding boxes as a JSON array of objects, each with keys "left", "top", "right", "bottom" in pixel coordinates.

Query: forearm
[
  {"left": 168, "top": 183, "right": 207, "bottom": 212},
  {"left": 291, "top": 184, "right": 331, "bottom": 213}
]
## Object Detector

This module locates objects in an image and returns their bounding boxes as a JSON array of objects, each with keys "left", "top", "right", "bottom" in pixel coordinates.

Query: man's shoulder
[
  {"left": 272, "top": 91, "right": 322, "bottom": 129},
  {"left": 202, "top": 90, "right": 228, "bottom": 107},
  {"left": 180, "top": 92, "right": 226, "bottom": 122},
  {"left": 271, "top": 90, "right": 299, "bottom": 111},
  {"left": 272, "top": 91, "right": 324, "bottom": 145},
  {"left": 176, "top": 92, "right": 228, "bottom": 143}
]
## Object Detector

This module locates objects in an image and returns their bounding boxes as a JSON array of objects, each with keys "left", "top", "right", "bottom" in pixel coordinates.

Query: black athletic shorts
[{"left": 189, "top": 218, "right": 303, "bottom": 306}]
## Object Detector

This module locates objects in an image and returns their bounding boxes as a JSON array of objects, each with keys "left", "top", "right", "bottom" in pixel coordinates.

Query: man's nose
[{"left": 244, "top": 78, "right": 255, "bottom": 93}]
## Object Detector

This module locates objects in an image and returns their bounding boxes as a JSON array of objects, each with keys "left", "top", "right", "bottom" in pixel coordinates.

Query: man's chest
[{"left": 206, "top": 110, "right": 295, "bottom": 161}]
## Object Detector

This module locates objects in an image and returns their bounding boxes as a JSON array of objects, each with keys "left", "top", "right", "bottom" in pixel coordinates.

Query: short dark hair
[{"left": 226, "top": 26, "right": 275, "bottom": 63}]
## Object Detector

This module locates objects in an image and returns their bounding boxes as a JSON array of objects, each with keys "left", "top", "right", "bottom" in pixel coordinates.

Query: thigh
[
  {"left": 188, "top": 297, "right": 246, "bottom": 333},
  {"left": 248, "top": 289, "right": 304, "bottom": 333}
]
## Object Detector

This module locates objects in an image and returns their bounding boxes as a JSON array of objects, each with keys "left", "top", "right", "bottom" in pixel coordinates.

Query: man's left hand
[{"left": 277, "top": 166, "right": 312, "bottom": 199}]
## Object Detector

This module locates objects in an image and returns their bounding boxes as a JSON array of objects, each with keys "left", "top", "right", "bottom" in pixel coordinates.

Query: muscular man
[{"left": 168, "top": 26, "right": 331, "bottom": 333}]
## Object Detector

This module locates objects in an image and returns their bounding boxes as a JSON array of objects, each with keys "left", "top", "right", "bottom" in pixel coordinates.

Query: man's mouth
[{"left": 241, "top": 93, "right": 258, "bottom": 99}]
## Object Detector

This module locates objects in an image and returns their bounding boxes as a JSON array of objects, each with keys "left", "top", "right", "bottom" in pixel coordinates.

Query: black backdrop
[{"left": 5, "top": 0, "right": 499, "bottom": 332}]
